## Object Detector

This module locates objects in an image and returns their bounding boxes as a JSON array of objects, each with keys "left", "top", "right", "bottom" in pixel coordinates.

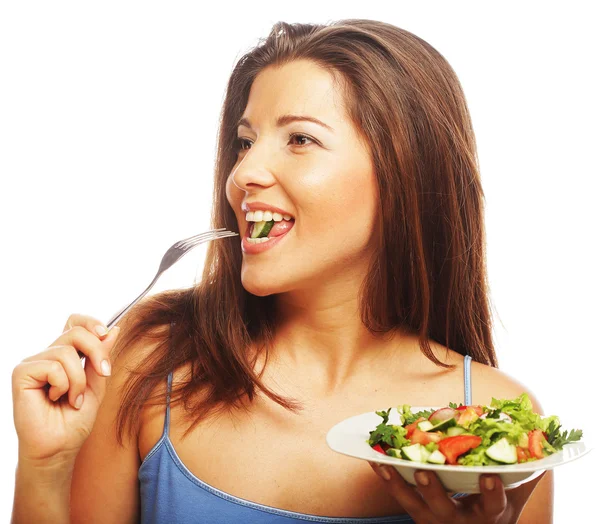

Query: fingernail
[
  {"left": 75, "top": 394, "right": 84, "bottom": 409},
  {"left": 374, "top": 465, "right": 391, "bottom": 481},
  {"left": 485, "top": 476, "right": 495, "bottom": 491},
  {"left": 101, "top": 359, "right": 111, "bottom": 376},
  {"left": 416, "top": 471, "right": 429, "bottom": 486},
  {"left": 95, "top": 325, "right": 108, "bottom": 336}
]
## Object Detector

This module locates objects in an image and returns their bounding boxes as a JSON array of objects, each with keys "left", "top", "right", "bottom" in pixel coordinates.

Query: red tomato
[
  {"left": 438, "top": 435, "right": 482, "bottom": 464},
  {"left": 405, "top": 417, "right": 427, "bottom": 438},
  {"left": 529, "top": 429, "right": 545, "bottom": 459},
  {"left": 410, "top": 428, "right": 443, "bottom": 445},
  {"left": 372, "top": 444, "right": 386, "bottom": 454},
  {"left": 457, "top": 405, "right": 484, "bottom": 417},
  {"left": 517, "top": 446, "right": 531, "bottom": 463}
]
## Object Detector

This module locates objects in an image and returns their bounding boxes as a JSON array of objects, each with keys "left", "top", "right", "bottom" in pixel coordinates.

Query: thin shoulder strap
[
  {"left": 162, "top": 320, "right": 176, "bottom": 439},
  {"left": 463, "top": 354, "right": 472, "bottom": 406}
]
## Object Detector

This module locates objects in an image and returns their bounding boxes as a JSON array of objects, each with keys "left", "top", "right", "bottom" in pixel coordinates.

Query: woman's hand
[
  {"left": 12, "top": 314, "right": 121, "bottom": 465},
  {"left": 369, "top": 461, "right": 543, "bottom": 523}
]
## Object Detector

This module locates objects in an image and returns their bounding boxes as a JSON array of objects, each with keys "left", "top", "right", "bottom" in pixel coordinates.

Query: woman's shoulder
[{"left": 469, "top": 358, "right": 545, "bottom": 414}]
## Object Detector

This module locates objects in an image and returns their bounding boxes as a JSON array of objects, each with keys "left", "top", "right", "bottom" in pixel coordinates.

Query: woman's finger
[
  {"left": 479, "top": 474, "right": 507, "bottom": 520},
  {"left": 26, "top": 325, "right": 113, "bottom": 379},
  {"left": 13, "top": 359, "right": 69, "bottom": 400},
  {"left": 62, "top": 312, "right": 109, "bottom": 338},
  {"left": 413, "top": 470, "right": 459, "bottom": 522},
  {"left": 369, "top": 463, "right": 429, "bottom": 520},
  {"left": 39, "top": 346, "right": 85, "bottom": 407}
]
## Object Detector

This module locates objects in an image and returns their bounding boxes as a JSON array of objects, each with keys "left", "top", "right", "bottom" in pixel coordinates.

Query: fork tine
[
  {"left": 173, "top": 230, "right": 238, "bottom": 250},
  {"left": 171, "top": 229, "right": 227, "bottom": 248},
  {"left": 182, "top": 227, "right": 226, "bottom": 242},
  {"left": 178, "top": 230, "right": 238, "bottom": 250}
]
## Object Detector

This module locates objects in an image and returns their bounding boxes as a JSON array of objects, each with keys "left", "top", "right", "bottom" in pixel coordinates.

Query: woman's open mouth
[{"left": 242, "top": 212, "right": 295, "bottom": 254}]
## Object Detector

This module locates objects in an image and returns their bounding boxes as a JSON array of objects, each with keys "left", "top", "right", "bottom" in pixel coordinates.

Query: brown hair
[{"left": 111, "top": 19, "right": 498, "bottom": 447}]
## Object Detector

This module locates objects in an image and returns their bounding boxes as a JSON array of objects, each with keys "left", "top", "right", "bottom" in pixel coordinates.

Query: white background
[{"left": 1, "top": 1, "right": 597, "bottom": 522}]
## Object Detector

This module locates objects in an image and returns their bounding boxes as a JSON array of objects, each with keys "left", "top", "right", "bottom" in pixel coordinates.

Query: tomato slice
[
  {"left": 517, "top": 446, "right": 531, "bottom": 463},
  {"left": 410, "top": 428, "right": 443, "bottom": 445},
  {"left": 405, "top": 417, "right": 427, "bottom": 438},
  {"left": 372, "top": 444, "right": 386, "bottom": 454},
  {"left": 528, "top": 429, "right": 545, "bottom": 459},
  {"left": 437, "top": 435, "right": 482, "bottom": 464}
]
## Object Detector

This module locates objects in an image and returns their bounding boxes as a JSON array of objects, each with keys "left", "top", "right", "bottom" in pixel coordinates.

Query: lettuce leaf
[
  {"left": 399, "top": 404, "right": 435, "bottom": 426},
  {"left": 367, "top": 408, "right": 411, "bottom": 448}
]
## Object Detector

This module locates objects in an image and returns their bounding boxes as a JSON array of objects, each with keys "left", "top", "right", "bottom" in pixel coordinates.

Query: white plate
[{"left": 326, "top": 407, "right": 592, "bottom": 493}]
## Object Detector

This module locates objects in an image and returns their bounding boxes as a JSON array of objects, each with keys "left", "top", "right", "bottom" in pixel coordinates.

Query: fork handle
[
  {"left": 105, "top": 274, "right": 160, "bottom": 330},
  {"left": 78, "top": 274, "right": 160, "bottom": 361}
]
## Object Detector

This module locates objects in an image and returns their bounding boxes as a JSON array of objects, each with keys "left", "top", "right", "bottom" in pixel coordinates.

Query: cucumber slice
[
  {"left": 427, "top": 450, "right": 447, "bottom": 464},
  {"left": 430, "top": 417, "right": 457, "bottom": 432},
  {"left": 401, "top": 443, "right": 425, "bottom": 462},
  {"left": 420, "top": 446, "right": 432, "bottom": 462},
  {"left": 417, "top": 420, "right": 434, "bottom": 432},
  {"left": 485, "top": 437, "right": 517, "bottom": 464},
  {"left": 446, "top": 426, "right": 467, "bottom": 437},
  {"left": 386, "top": 448, "right": 403, "bottom": 459},
  {"left": 250, "top": 220, "right": 275, "bottom": 238}
]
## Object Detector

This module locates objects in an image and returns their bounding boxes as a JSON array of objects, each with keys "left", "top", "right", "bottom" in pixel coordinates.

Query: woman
[{"left": 12, "top": 19, "right": 552, "bottom": 523}]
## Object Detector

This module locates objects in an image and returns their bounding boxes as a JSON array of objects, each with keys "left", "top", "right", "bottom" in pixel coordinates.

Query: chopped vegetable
[
  {"left": 438, "top": 435, "right": 482, "bottom": 464},
  {"left": 367, "top": 394, "right": 583, "bottom": 466}
]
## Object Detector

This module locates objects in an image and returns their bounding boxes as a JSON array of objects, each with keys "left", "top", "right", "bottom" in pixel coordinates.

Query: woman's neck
[{"left": 266, "top": 292, "right": 416, "bottom": 397}]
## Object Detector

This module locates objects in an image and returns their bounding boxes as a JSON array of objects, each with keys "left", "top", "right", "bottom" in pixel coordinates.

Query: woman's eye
[
  {"left": 237, "top": 138, "right": 251, "bottom": 151},
  {"left": 235, "top": 133, "right": 316, "bottom": 151},
  {"left": 288, "top": 133, "right": 315, "bottom": 147}
]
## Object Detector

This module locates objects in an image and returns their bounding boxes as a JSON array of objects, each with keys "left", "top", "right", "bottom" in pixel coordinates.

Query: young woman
[{"left": 12, "top": 19, "right": 552, "bottom": 523}]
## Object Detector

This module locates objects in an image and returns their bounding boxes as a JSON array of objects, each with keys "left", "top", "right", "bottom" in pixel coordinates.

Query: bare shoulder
[{"left": 469, "top": 359, "right": 545, "bottom": 414}]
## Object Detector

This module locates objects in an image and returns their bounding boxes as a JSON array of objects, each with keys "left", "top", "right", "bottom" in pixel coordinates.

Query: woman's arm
[
  {"left": 511, "top": 469, "right": 553, "bottom": 523},
  {"left": 12, "top": 454, "right": 75, "bottom": 524}
]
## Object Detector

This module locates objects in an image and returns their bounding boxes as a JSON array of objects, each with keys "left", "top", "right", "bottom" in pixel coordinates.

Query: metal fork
[{"left": 105, "top": 227, "right": 238, "bottom": 330}]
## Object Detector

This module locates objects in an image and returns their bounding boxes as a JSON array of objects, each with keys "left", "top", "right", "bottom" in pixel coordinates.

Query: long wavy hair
[{"left": 111, "top": 19, "right": 498, "bottom": 447}]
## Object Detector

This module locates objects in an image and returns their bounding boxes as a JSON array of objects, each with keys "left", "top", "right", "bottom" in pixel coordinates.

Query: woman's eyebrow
[{"left": 236, "top": 114, "right": 334, "bottom": 133}]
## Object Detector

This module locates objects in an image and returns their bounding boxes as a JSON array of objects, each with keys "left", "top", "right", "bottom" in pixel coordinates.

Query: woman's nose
[{"left": 231, "top": 140, "right": 278, "bottom": 192}]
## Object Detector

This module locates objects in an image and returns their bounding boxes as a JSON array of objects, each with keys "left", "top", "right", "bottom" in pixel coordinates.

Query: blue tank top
[{"left": 139, "top": 348, "right": 473, "bottom": 523}]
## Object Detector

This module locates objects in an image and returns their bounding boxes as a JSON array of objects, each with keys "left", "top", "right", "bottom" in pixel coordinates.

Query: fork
[{"left": 104, "top": 227, "right": 238, "bottom": 331}]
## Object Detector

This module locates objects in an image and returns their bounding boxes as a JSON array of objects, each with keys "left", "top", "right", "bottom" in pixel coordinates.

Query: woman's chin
[{"left": 241, "top": 274, "right": 284, "bottom": 297}]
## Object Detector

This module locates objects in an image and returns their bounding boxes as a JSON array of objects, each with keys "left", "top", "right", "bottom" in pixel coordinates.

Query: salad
[{"left": 367, "top": 394, "right": 583, "bottom": 466}]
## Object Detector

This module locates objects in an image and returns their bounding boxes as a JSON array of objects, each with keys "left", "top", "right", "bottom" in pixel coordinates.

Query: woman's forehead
[{"left": 241, "top": 61, "right": 347, "bottom": 131}]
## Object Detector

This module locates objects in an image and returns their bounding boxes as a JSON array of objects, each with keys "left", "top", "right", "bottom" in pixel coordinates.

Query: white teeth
[
  {"left": 246, "top": 237, "right": 271, "bottom": 244},
  {"left": 245, "top": 210, "right": 293, "bottom": 222}
]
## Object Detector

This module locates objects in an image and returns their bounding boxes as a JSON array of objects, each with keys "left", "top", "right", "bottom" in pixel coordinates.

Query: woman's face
[{"left": 226, "top": 59, "right": 379, "bottom": 297}]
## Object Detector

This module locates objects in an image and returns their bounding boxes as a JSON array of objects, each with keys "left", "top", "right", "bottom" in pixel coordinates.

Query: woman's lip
[
  {"left": 241, "top": 201, "right": 294, "bottom": 218},
  {"left": 241, "top": 221, "right": 294, "bottom": 254}
]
